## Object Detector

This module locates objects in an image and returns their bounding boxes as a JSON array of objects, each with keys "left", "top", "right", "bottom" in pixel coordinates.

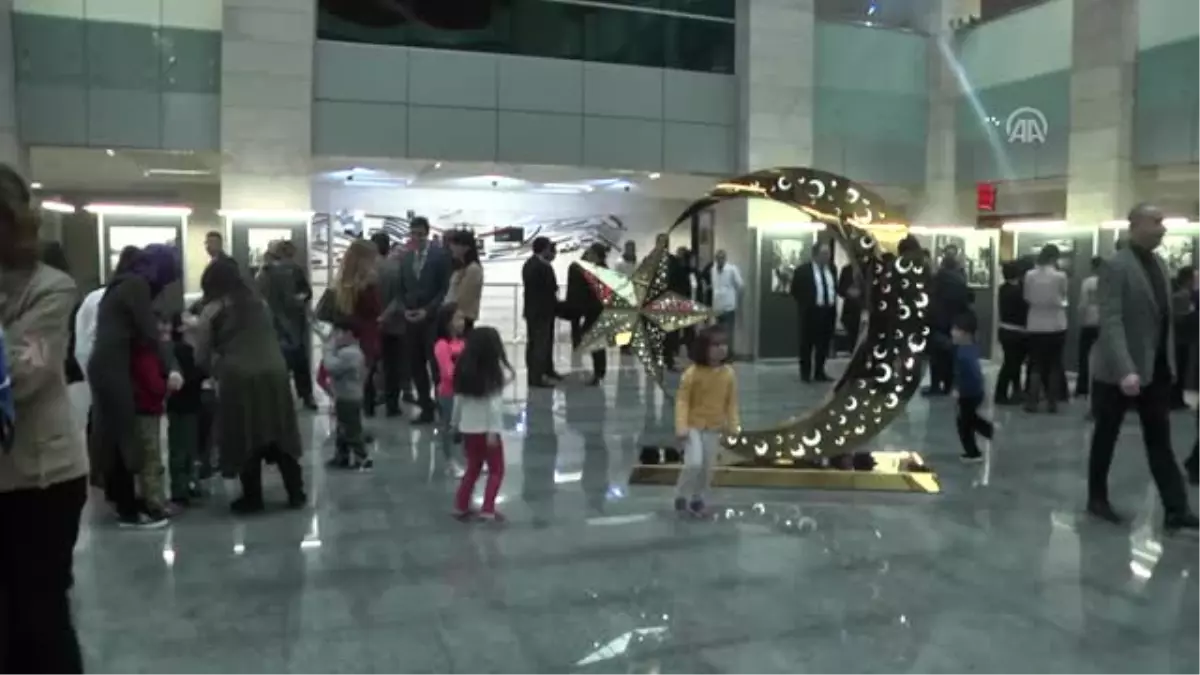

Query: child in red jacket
[{"left": 130, "top": 329, "right": 170, "bottom": 520}]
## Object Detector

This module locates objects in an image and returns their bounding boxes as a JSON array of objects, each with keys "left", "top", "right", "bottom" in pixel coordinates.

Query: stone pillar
[
  {"left": 730, "top": 0, "right": 816, "bottom": 359},
  {"left": 1064, "top": 0, "right": 1137, "bottom": 224},
  {"left": 914, "top": 0, "right": 979, "bottom": 225},
  {"left": 220, "top": 0, "right": 315, "bottom": 210},
  {"left": 0, "top": 0, "right": 24, "bottom": 172}
]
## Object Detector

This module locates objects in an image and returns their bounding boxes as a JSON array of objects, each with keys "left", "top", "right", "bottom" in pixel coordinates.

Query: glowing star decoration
[
  {"left": 573, "top": 249, "right": 711, "bottom": 386},
  {"left": 665, "top": 167, "right": 928, "bottom": 464}
]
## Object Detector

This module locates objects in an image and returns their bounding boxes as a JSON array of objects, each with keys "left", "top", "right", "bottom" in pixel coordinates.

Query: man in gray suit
[
  {"left": 1088, "top": 202, "right": 1197, "bottom": 530},
  {"left": 372, "top": 232, "right": 407, "bottom": 418},
  {"left": 385, "top": 216, "right": 451, "bottom": 424}
]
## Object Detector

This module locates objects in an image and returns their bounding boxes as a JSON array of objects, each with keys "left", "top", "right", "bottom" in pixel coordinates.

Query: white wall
[
  {"left": 312, "top": 183, "right": 693, "bottom": 285},
  {"left": 957, "top": 0, "right": 1073, "bottom": 89},
  {"left": 1137, "top": 0, "right": 1200, "bottom": 49}
]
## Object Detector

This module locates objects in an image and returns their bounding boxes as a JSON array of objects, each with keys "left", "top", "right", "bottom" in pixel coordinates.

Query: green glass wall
[{"left": 317, "top": 0, "right": 734, "bottom": 74}]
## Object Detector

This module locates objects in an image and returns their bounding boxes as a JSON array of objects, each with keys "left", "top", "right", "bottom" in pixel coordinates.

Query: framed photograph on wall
[{"left": 767, "top": 236, "right": 814, "bottom": 294}]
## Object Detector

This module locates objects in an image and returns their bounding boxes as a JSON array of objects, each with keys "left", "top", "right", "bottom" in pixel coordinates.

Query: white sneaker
[{"left": 118, "top": 512, "right": 169, "bottom": 530}]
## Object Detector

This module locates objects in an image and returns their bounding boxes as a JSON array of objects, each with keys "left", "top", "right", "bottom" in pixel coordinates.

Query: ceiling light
[
  {"left": 105, "top": 149, "right": 115, "bottom": 157},
  {"left": 648, "top": 172, "right": 661, "bottom": 179},
  {"left": 218, "top": 209, "right": 314, "bottom": 221},
  {"left": 143, "top": 168, "right": 212, "bottom": 177},
  {"left": 433, "top": 162, "right": 442, "bottom": 169},
  {"left": 344, "top": 178, "right": 410, "bottom": 188},
  {"left": 541, "top": 183, "right": 594, "bottom": 193},
  {"left": 30, "top": 181, "right": 42, "bottom": 190},
  {"left": 40, "top": 200, "right": 76, "bottom": 214},
  {"left": 84, "top": 204, "right": 192, "bottom": 217}
]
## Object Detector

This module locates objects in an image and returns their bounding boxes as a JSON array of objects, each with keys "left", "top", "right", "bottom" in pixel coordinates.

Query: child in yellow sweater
[{"left": 674, "top": 326, "right": 740, "bottom": 516}]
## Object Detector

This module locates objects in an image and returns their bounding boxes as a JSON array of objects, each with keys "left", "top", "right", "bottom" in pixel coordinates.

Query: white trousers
[{"left": 674, "top": 429, "right": 721, "bottom": 500}]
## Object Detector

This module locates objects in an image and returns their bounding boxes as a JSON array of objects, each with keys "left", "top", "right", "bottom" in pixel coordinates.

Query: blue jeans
[{"left": 716, "top": 311, "right": 736, "bottom": 358}]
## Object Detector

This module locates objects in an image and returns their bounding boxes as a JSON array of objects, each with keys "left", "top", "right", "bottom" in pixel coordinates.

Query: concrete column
[
  {"left": 914, "top": 0, "right": 979, "bottom": 225},
  {"left": 0, "top": 0, "right": 24, "bottom": 172},
  {"left": 220, "top": 0, "right": 315, "bottom": 210},
  {"left": 1064, "top": 0, "right": 1137, "bottom": 224},
  {"left": 727, "top": 0, "right": 816, "bottom": 359}
]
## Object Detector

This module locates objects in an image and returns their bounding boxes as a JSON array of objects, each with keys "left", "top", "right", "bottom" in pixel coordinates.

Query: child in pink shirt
[{"left": 434, "top": 304, "right": 467, "bottom": 475}]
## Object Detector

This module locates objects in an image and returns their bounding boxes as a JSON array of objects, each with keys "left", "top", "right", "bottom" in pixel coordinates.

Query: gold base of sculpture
[{"left": 629, "top": 452, "right": 941, "bottom": 494}]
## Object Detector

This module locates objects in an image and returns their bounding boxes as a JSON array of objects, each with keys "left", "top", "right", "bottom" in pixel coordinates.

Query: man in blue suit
[{"left": 385, "top": 216, "right": 451, "bottom": 424}]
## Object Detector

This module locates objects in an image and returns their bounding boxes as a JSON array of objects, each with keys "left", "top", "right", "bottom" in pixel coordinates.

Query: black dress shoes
[{"left": 1086, "top": 501, "right": 1123, "bottom": 524}]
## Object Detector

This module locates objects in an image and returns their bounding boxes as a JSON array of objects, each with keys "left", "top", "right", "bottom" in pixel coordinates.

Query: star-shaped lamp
[{"left": 573, "top": 248, "right": 712, "bottom": 385}]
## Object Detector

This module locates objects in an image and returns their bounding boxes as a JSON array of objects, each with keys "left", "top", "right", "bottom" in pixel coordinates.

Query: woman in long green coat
[{"left": 190, "top": 257, "right": 305, "bottom": 513}]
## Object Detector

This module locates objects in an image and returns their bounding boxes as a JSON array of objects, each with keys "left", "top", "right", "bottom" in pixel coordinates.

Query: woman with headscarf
[
  {"left": 192, "top": 257, "right": 305, "bottom": 512},
  {"left": 89, "top": 243, "right": 182, "bottom": 527},
  {"left": 445, "top": 228, "right": 483, "bottom": 333},
  {"left": 257, "top": 240, "right": 317, "bottom": 410},
  {"left": 0, "top": 165, "right": 88, "bottom": 672}
]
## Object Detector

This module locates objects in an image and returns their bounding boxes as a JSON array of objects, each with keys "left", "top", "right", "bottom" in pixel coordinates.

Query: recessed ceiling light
[
  {"left": 648, "top": 172, "right": 661, "bottom": 180},
  {"left": 433, "top": 162, "right": 443, "bottom": 169},
  {"left": 105, "top": 149, "right": 115, "bottom": 157},
  {"left": 30, "top": 181, "right": 42, "bottom": 189}
]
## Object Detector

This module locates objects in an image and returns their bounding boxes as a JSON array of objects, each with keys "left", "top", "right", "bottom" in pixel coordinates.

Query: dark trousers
[
  {"left": 1076, "top": 325, "right": 1099, "bottom": 396},
  {"left": 664, "top": 331, "right": 681, "bottom": 369},
  {"left": 334, "top": 399, "right": 367, "bottom": 460},
  {"left": 798, "top": 306, "right": 836, "bottom": 379},
  {"left": 956, "top": 395, "right": 994, "bottom": 456},
  {"left": 167, "top": 411, "right": 199, "bottom": 501},
  {"left": 525, "top": 317, "right": 556, "bottom": 384},
  {"left": 105, "top": 444, "right": 139, "bottom": 520},
  {"left": 1172, "top": 338, "right": 1193, "bottom": 405},
  {"left": 379, "top": 332, "right": 406, "bottom": 411},
  {"left": 1088, "top": 378, "right": 1189, "bottom": 514},
  {"left": 240, "top": 445, "right": 304, "bottom": 505},
  {"left": 405, "top": 319, "right": 435, "bottom": 408},
  {"left": 570, "top": 316, "right": 607, "bottom": 380},
  {"left": 1026, "top": 331, "right": 1066, "bottom": 402},
  {"left": 283, "top": 344, "right": 313, "bottom": 401},
  {"left": 0, "top": 476, "right": 87, "bottom": 674},
  {"left": 841, "top": 303, "right": 862, "bottom": 354},
  {"left": 927, "top": 332, "right": 954, "bottom": 393},
  {"left": 994, "top": 328, "right": 1027, "bottom": 401}
]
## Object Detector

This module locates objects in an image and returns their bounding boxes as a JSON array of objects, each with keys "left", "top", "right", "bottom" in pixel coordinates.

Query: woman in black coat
[{"left": 87, "top": 244, "right": 180, "bottom": 526}]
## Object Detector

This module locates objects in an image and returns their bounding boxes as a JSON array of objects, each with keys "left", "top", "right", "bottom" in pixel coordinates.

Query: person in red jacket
[{"left": 130, "top": 323, "right": 170, "bottom": 520}]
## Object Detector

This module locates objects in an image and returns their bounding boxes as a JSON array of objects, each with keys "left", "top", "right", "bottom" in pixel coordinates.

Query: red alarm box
[{"left": 976, "top": 182, "right": 997, "bottom": 212}]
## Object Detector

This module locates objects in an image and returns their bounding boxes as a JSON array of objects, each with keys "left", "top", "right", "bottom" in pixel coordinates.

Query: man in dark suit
[
  {"left": 373, "top": 232, "right": 408, "bottom": 417},
  {"left": 789, "top": 242, "right": 838, "bottom": 382},
  {"left": 523, "top": 237, "right": 562, "bottom": 388},
  {"left": 663, "top": 242, "right": 693, "bottom": 371},
  {"left": 1087, "top": 202, "right": 1197, "bottom": 530},
  {"left": 565, "top": 243, "right": 608, "bottom": 386},
  {"left": 387, "top": 216, "right": 451, "bottom": 423},
  {"left": 924, "top": 248, "right": 970, "bottom": 396},
  {"left": 836, "top": 262, "right": 862, "bottom": 353}
]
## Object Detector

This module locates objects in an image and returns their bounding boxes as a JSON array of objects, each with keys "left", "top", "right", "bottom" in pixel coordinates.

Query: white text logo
[{"left": 1005, "top": 107, "right": 1048, "bottom": 144}]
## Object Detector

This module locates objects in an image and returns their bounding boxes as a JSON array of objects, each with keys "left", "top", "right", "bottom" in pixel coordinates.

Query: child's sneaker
[
  {"left": 478, "top": 511, "right": 506, "bottom": 523},
  {"left": 119, "top": 510, "right": 169, "bottom": 530},
  {"left": 351, "top": 456, "right": 374, "bottom": 471},
  {"left": 959, "top": 452, "right": 984, "bottom": 464},
  {"left": 452, "top": 509, "right": 475, "bottom": 521},
  {"left": 673, "top": 497, "right": 687, "bottom": 513},
  {"left": 688, "top": 499, "right": 706, "bottom": 517}
]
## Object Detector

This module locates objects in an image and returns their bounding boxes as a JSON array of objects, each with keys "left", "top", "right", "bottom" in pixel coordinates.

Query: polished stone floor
[{"left": 73, "top": 351, "right": 1199, "bottom": 674}]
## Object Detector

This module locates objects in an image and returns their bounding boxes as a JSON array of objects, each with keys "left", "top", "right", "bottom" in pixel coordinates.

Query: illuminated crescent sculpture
[{"left": 674, "top": 167, "right": 931, "bottom": 464}]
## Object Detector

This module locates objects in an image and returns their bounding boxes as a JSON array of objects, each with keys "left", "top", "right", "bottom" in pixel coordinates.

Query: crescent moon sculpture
[{"left": 665, "top": 167, "right": 930, "bottom": 466}]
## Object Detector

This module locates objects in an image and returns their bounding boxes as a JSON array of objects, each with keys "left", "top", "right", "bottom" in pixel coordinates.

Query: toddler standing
[
  {"left": 452, "top": 326, "right": 511, "bottom": 521},
  {"left": 324, "top": 318, "right": 372, "bottom": 470},
  {"left": 674, "top": 327, "right": 740, "bottom": 516},
  {"left": 433, "top": 304, "right": 467, "bottom": 475},
  {"left": 952, "top": 311, "right": 993, "bottom": 462}
]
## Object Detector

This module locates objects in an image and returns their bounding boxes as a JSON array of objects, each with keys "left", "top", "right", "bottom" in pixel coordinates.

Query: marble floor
[{"left": 73, "top": 353, "right": 1199, "bottom": 674}]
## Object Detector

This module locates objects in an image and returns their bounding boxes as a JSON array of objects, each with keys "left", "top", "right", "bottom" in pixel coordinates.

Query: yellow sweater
[{"left": 675, "top": 364, "right": 740, "bottom": 437}]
